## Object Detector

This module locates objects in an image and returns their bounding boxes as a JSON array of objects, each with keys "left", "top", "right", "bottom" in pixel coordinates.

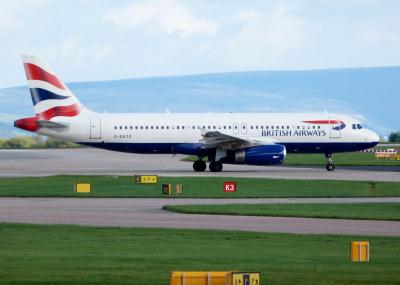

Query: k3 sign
[{"left": 223, "top": 182, "right": 237, "bottom": 192}]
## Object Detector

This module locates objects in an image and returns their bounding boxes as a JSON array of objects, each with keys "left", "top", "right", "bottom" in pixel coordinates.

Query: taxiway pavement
[
  {"left": 0, "top": 149, "right": 399, "bottom": 181},
  {"left": 1, "top": 197, "right": 400, "bottom": 236}
]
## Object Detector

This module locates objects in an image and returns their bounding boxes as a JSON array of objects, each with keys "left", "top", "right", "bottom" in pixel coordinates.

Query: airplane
[{"left": 15, "top": 55, "right": 380, "bottom": 172}]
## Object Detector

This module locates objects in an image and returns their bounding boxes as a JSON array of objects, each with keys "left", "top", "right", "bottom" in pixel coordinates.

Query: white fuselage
[{"left": 37, "top": 112, "right": 379, "bottom": 155}]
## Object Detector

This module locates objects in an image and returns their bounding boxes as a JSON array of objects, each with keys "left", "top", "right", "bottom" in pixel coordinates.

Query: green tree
[
  {"left": 2, "top": 136, "right": 36, "bottom": 148},
  {"left": 389, "top": 131, "right": 400, "bottom": 143}
]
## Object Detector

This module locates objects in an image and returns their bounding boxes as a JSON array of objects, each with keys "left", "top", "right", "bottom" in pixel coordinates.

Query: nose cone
[{"left": 368, "top": 130, "right": 380, "bottom": 145}]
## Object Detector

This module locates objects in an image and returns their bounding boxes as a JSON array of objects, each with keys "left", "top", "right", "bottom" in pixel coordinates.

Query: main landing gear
[
  {"left": 193, "top": 160, "right": 206, "bottom": 172},
  {"left": 192, "top": 159, "right": 223, "bottom": 172},
  {"left": 209, "top": 161, "right": 223, "bottom": 172},
  {"left": 325, "top": 153, "right": 335, "bottom": 171}
]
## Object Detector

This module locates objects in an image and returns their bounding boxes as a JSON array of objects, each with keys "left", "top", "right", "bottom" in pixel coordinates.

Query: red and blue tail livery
[
  {"left": 14, "top": 55, "right": 379, "bottom": 172},
  {"left": 15, "top": 55, "right": 86, "bottom": 131}
]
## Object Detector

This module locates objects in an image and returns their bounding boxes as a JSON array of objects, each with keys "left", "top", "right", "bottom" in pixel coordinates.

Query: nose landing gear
[{"left": 325, "top": 153, "right": 336, "bottom": 171}]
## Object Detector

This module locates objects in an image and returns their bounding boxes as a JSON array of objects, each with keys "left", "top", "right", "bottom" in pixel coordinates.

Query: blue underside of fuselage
[{"left": 78, "top": 141, "right": 379, "bottom": 155}]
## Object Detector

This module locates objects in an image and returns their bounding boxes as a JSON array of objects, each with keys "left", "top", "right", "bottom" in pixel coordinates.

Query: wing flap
[{"left": 200, "top": 130, "right": 268, "bottom": 150}]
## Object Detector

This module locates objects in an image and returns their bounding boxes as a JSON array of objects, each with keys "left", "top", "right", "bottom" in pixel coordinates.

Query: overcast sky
[{"left": 1, "top": 0, "right": 400, "bottom": 88}]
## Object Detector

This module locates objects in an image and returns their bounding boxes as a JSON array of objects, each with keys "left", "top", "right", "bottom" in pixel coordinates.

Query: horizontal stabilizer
[{"left": 36, "top": 120, "right": 69, "bottom": 129}]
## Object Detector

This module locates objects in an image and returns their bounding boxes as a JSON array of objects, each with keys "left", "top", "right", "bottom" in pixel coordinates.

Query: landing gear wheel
[
  {"left": 325, "top": 153, "right": 335, "bottom": 171},
  {"left": 326, "top": 163, "right": 335, "bottom": 171},
  {"left": 193, "top": 160, "right": 206, "bottom": 172},
  {"left": 209, "top": 161, "right": 223, "bottom": 172}
]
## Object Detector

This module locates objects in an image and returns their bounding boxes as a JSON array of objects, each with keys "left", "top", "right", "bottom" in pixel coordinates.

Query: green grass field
[
  {"left": 164, "top": 203, "right": 400, "bottom": 221},
  {"left": 182, "top": 152, "right": 400, "bottom": 166},
  {"left": 1, "top": 175, "right": 400, "bottom": 198},
  {"left": 285, "top": 152, "right": 400, "bottom": 166},
  {"left": 0, "top": 223, "right": 399, "bottom": 285}
]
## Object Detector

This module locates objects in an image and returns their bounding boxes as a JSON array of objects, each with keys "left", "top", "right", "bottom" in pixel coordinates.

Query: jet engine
[{"left": 220, "top": 144, "right": 286, "bottom": 165}]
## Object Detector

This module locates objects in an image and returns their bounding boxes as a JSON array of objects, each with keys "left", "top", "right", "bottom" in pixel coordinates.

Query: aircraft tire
[
  {"left": 209, "top": 161, "right": 223, "bottom": 172},
  {"left": 193, "top": 160, "right": 207, "bottom": 172},
  {"left": 326, "top": 163, "right": 336, "bottom": 171}
]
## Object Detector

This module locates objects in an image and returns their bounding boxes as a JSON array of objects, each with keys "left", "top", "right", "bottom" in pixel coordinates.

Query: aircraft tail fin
[{"left": 21, "top": 55, "right": 89, "bottom": 120}]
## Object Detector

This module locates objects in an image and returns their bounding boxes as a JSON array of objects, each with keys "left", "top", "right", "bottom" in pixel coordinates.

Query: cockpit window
[{"left": 352, "top": 123, "right": 364, "bottom": 130}]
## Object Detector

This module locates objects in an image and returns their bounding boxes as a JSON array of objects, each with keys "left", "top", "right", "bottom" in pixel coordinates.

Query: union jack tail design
[
  {"left": 21, "top": 55, "right": 85, "bottom": 120},
  {"left": 15, "top": 55, "right": 89, "bottom": 132}
]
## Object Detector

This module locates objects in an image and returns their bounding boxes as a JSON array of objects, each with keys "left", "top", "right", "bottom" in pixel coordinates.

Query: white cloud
[
  {"left": 237, "top": 10, "right": 260, "bottom": 21},
  {"left": 43, "top": 37, "right": 111, "bottom": 72},
  {"left": 223, "top": 1, "right": 308, "bottom": 68},
  {"left": 105, "top": 0, "right": 217, "bottom": 37},
  {"left": 0, "top": 0, "right": 45, "bottom": 32}
]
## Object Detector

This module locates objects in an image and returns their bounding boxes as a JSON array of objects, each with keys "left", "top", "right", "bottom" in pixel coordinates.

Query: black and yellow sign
[
  {"left": 134, "top": 175, "right": 158, "bottom": 184},
  {"left": 162, "top": 184, "right": 172, "bottom": 195},
  {"left": 232, "top": 272, "right": 260, "bottom": 285}
]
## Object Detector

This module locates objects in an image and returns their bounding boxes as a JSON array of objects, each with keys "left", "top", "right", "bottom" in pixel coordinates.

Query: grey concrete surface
[
  {"left": 0, "top": 148, "right": 399, "bottom": 181},
  {"left": 1, "top": 197, "right": 400, "bottom": 236}
]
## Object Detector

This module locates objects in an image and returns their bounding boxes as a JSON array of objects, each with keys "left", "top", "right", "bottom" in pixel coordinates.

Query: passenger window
[
  {"left": 114, "top": 126, "right": 117, "bottom": 130},
  {"left": 120, "top": 126, "right": 122, "bottom": 130},
  {"left": 177, "top": 126, "right": 180, "bottom": 129}
]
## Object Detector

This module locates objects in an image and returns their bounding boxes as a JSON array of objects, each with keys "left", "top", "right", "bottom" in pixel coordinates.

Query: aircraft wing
[{"left": 200, "top": 130, "right": 270, "bottom": 150}]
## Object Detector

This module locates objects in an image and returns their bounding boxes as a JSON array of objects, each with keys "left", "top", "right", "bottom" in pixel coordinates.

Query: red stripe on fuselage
[
  {"left": 37, "top": 104, "right": 82, "bottom": 120},
  {"left": 23, "top": 63, "right": 66, "bottom": 90},
  {"left": 303, "top": 120, "right": 342, "bottom": 125}
]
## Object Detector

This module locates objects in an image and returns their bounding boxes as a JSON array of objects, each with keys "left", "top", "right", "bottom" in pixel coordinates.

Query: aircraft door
[
  {"left": 329, "top": 117, "right": 341, "bottom": 139},
  {"left": 90, "top": 117, "right": 101, "bottom": 139}
]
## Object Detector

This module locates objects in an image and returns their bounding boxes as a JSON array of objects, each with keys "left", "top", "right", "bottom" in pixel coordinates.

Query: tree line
[
  {"left": 389, "top": 131, "right": 400, "bottom": 143},
  {"left": 0, "top": 136, "right": 81, "bottom": 149}
]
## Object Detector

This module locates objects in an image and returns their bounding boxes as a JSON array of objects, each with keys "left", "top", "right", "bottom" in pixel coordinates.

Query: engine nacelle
[{"left": 221, "top": 144, "right": 286, "bottom": 165}]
